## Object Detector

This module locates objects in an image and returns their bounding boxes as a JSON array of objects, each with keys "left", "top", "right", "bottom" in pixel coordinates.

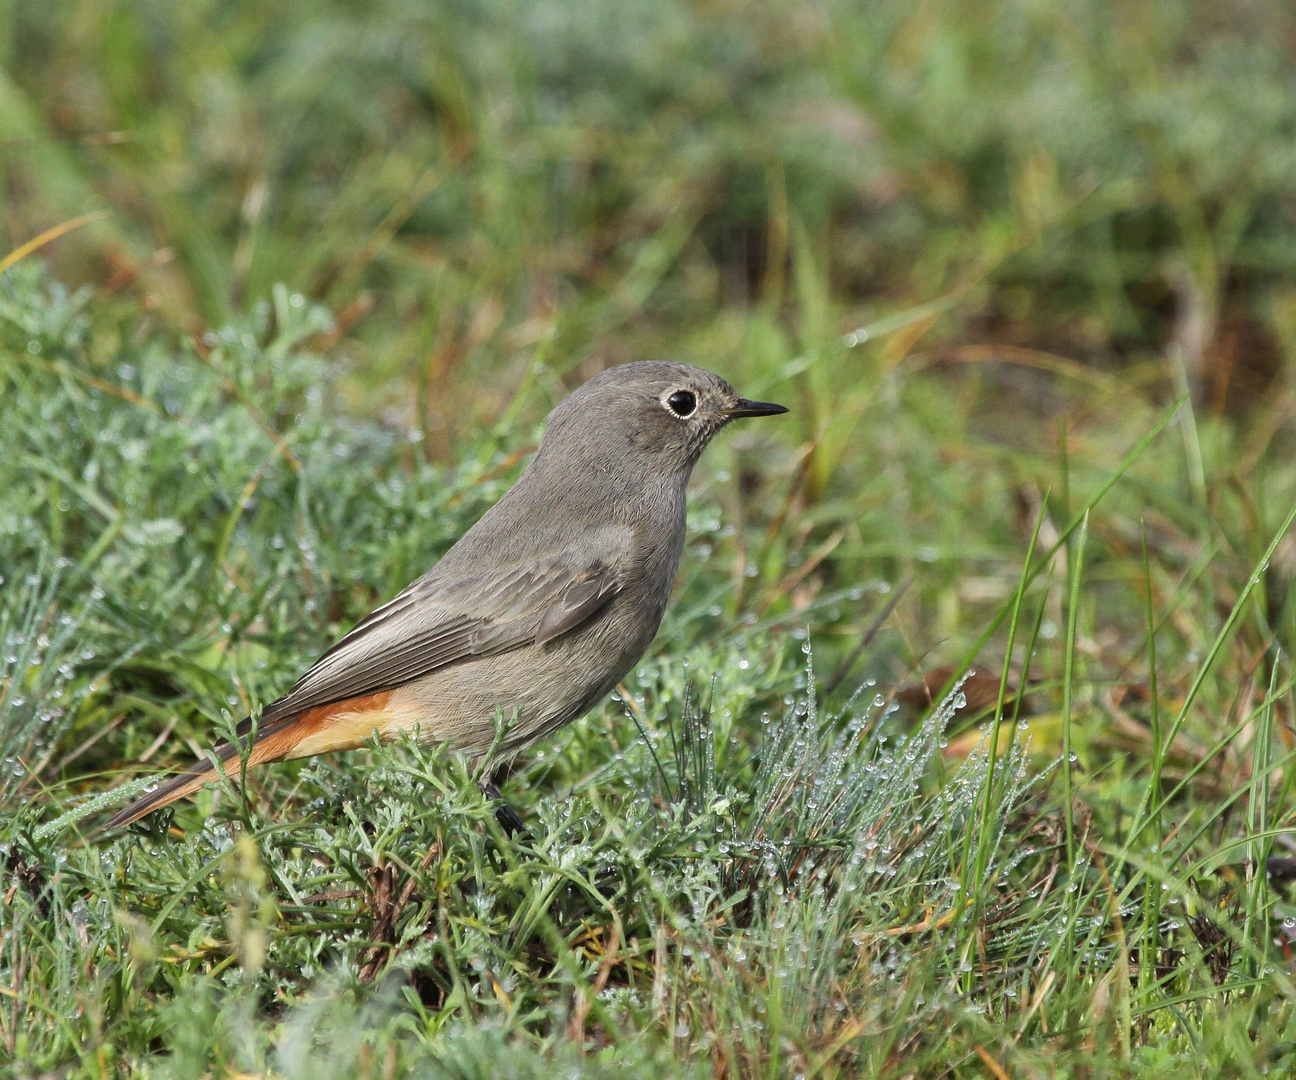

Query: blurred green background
[{"left": 6, "top": 0, "right": 1296, "bottom": 417}]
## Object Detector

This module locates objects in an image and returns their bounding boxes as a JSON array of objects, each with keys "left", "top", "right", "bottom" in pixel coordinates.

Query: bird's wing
[{"left": 256, "top": 534, "right": 629, "bottom": 726}]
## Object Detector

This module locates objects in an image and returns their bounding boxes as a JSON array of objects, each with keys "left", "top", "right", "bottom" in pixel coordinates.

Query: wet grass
[
  {"left": 2, "top": 257, "right": 1296, "bottom": 1077},
  {"left": 5, "top": 1, "right": 1296, "bottom": 1076}
]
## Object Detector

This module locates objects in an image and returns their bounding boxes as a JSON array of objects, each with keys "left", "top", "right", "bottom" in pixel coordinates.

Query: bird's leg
[{"left": 478, "top": 780, "right": 528, "bottom": 837}]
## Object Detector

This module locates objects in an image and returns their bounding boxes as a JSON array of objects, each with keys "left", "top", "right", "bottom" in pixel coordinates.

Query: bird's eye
[{"left": 666, "top": 390, "right": 697, "bottom": 417}]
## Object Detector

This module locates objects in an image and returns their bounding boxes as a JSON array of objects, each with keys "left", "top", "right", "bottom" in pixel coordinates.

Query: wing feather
[{"left": 257, "top": 546, "right": 626, "bottom": 727}]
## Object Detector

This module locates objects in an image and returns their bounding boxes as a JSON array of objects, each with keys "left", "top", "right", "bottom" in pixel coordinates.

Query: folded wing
[{"left": 252, "top": 543, "right": 628, "bottom": 730}]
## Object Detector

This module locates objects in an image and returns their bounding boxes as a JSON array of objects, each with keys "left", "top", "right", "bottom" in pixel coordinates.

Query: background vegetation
[{"left": 5, "top": 0, "right": 1296, "bottom": 1075}]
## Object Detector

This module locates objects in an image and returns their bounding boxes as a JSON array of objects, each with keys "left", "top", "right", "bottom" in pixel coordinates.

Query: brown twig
[
  {"left": 357, "top": 841, "right": 443, "bottom": 983},
  {"left": 567, "top": 919, "right": 622, "bottom": 1049},
  {"left": 0, "top": 211, "right": 110, "bottom": 274}
]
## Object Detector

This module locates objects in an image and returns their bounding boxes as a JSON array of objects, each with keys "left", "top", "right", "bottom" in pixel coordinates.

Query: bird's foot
[{"left": 478, "top": 781, "right": 528, "bottom": 838}]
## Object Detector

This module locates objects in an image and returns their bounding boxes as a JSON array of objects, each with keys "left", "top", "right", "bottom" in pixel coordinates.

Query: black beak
[{"left": 725, "top": 398, "right": 789, "bottom": 419}]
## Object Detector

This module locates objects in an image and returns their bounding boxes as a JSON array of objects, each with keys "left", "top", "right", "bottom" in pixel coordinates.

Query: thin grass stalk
[
  {"left": 933, "top": 397, "right": 1185, "bottom": 716},
  {"left": 1108, "top": 817, "right": 1296, "bottom": 1017},
  {"left": 1097, "top": 706, "right": 1296, "bottom": 1024},
  {"left": 1054, "top": 511, "right": 1089, "bottom": 1044},
  {"left": 1108, "top": 675, "right": 1296, "bottom": 922},
  {"left": 1009, "top": 570, "right": 1054, "bottom": 735},
  {"left": 1061, "top": 511, "right": 1088, "bottom": 881},
  {"left": 1124, "top": 495, "right": 1296, "bottom": 854},
  {"left": 1271, "top": 676, "right": 1296, "bottom": 823},
  {"left": 1138, "top": 522, "right": 1164, "bottom": 1008},
  {"left": 962, "top": 498, "right": 1047, "bottom": 922},
  {"left": 1149, "top": 681, "right": 1296, "bottom": 868},
  {"left": 1244, "top": 658, "right": 1278, "bottom": 984}
]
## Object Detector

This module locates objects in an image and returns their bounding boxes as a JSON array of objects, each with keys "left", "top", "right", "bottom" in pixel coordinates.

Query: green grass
[{"left": 5, "top": 1, "right": 1296, "bottom": 1075}]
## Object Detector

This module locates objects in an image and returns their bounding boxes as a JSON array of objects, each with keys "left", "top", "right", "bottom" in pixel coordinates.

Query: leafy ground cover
[{"left": 5, "top": 1, "right": 1296, "bottom": 1077}]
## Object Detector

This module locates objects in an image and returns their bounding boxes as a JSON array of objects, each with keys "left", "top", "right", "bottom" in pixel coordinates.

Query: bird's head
[{"left": 537, "top": 361, "right": 788, "bottom": 480}]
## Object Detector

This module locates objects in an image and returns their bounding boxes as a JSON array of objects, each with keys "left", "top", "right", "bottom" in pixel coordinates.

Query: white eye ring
[{"left": 665, "top": 389, "right": 697, "bottom": 417}]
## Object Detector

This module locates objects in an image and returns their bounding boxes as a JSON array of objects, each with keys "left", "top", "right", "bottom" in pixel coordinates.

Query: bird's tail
[
  {"left": 102, "top": 689, "right": 412, "bottom": 830},
  {"left": 101, "top": 714, "right": 302, "bottom": 831}
]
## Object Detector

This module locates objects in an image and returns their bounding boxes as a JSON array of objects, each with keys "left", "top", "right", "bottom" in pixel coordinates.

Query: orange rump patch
[{"left": 251, "top": 689, "right": 424, "bottom": 764}]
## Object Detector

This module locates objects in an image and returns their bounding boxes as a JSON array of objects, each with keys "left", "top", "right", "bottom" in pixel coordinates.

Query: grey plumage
[{"left": 105, "top": 361, "right": 786, "bottom": 829}]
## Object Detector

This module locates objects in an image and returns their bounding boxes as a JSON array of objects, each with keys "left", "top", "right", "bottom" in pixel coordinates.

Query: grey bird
[{"left": 105, "top": 362, "right": 787, "bottom": 830}]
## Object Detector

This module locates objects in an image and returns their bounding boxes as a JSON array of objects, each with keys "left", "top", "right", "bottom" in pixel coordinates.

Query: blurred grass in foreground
[{"left": 5, "top": 0, "right": 1296, "bottom": 1076}]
